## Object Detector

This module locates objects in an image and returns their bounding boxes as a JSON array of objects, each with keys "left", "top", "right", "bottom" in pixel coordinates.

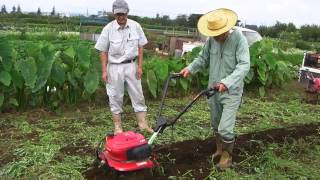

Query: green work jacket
[{"left": 187, "top": 29, "right": 250, "bottom": 95}]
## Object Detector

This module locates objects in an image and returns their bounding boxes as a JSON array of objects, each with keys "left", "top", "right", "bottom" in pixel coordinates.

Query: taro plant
[
  {"left": 0, "top": 37, "right": 18, "bottom": 110},
  {"left": 182, "top": 46, "right": 209, "bottom": 90},
  {"left": 143, "top": 56, "right": 190, "bottom": 98},
  {"left": 144, "top": 57, "right": 169, "bottom": 98},
  {"left": 245, "top": 39, "right": 294, "bottom": 96},
  {"left": 0, "top": 37, "right": 100, "bottom": 111},
  {"left": 143, "top": 46, "right": 209, "bottom": 99}
]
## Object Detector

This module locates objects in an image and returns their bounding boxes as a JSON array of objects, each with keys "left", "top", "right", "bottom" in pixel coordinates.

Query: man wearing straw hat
[{"left": 180, "top": 8, "right": 250, "bottom": 168}]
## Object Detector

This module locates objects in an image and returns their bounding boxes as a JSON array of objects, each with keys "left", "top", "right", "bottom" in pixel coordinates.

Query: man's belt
[{"left": 120, "top": 58, "right": 137, "bottom": 64}]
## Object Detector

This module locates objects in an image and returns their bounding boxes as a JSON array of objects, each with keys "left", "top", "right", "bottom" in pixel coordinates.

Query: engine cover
[{"left": 105, "top": 131, "right": 149, "bottom": 162}]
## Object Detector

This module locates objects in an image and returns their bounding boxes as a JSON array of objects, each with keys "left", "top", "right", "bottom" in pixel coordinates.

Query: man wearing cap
[
  {"left": 95, "top": 0, "right": 153, "bottom": 134},
  {"left": 180, "top": 8, "right": 250, "bottom": 168}
]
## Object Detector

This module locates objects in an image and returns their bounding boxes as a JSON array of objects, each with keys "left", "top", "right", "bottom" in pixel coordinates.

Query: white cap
[{"left": 112, "top": 0, "right": 129, "bottom": 14}]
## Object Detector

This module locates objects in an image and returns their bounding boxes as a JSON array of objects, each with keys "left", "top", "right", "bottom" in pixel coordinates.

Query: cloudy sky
[{"left": 1, "top": 0, "right": 319, "bottom": 26}]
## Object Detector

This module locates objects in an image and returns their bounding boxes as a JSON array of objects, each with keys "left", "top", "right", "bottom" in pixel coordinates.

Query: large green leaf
[
  {"left": 147, "top": 70, "right": 157, "bottom": 98},
  {"left": 84, "top": 69, "right": 99, "bottom": 94},
  {"left": 32, "top": 78, "right": 48, "bottom": 93},
  {"left": 0, "top": 93, "right": 4, "bottom": 108},
  {"left": 67, "top": 72, "right": 78, "bottom": 88},
  {"left": 276, "top": 61, "right": 289, "bottom": 72},
  {"left": 25, "top": 42, "right": 40, "bottom": 58},
  {"left": 11, "top": 49, "right": 18, "bottom": 61},
  {"left": 263, "top": 53, "right": 277, "bottom": 70},
  {"left": 64, "top": 47, "right": 76, "bottom": 59},
  {"left": 0, "top": 54, "right": 13, "bottom": 72},
  {"left": 275, "top": 61, "right": 289, "bottom": 84},
  {"left": 257, "top": 61, "right": 267, "bottom": 85},
  {"left": 77, "top": 45, "right": 91, "bottom": 70},
  {"left": 11, "top": 69, "right": 24, "bottom": 89},
  {"left": 51, "top": 63, "right": 65, "bottom": 85},
  {"left": 260, "top": 39, "right": 273, "bottom": 54},
  {"left": 249, "top": 41, "right": 261, "bottom": 60},
  {"left": 17, "top": 57, "right": 37, "bottom": 88},
  {"left": 32, "top": 47, "right": 55, "bottom": 92},
  {"left": 0, "top": 37, "right": 12, "bottom": 71},
  {"left": 41, "top": 44, "right": 55, "bottom": 60},
  {"left": 0, "top": 70, "right": 11, "bottom": 86},
  {"left": 74, "top": 68, "right": 83, "bottom": 79},
  {"left": 9, "top": 98, "right": 19, "bottom": 107},
  {"left": 168, "top": 59, "right": 184, "bottom": 72},
  {"left": 154, "top": 60, "right": 168, "bottom": 81},
  {"left": 179, "top": 78, "right": 188, "bottom": 91}
]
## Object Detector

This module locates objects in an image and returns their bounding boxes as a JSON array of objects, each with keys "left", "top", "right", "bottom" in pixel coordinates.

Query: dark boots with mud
[
  {"left": 216, "top": 138, "right": 234, "bottom": 169},
  {"left": 212, "top": 134, "right": 222, "bottom": 160}
]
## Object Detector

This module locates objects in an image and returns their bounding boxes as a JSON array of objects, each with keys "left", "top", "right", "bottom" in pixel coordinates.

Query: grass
[
  {"left": 205, "top": 136, "right": 320, "bottom": 179},
  {"left": 0, "top": 81, "right": 319, "bottom": 178}
]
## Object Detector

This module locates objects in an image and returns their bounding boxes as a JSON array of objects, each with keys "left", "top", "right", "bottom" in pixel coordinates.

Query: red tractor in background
[{"left": 299, "top": 53, "right": 320, "bottom": 102}]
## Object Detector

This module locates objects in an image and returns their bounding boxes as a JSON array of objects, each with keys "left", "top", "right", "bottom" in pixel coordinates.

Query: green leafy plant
[
  {"left": 246, "top": 39, "right": 294, "bottom": 96},
  {"left": 0, "top": 37, "right": 100, "bottom": 111}
]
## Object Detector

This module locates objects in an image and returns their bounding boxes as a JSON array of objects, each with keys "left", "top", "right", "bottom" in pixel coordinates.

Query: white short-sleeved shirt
[{"left": 95, "top": 19, "right": 148, "bottom": 64}]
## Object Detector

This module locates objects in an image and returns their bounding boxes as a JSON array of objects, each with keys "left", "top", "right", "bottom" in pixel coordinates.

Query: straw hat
[{"left": 197, "top": 8, "right": 238, "bottom": 37}]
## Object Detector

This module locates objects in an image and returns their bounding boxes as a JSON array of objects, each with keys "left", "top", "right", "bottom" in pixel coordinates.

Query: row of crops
[
  {"left": 0, "top": 35, "right": 100, "bottom": 110},
  {"left": 0, "top": 32, "right": 304, "bottom": 111},
  {"left": 144, "top": 39, "right": 304, "bottom": 98}
]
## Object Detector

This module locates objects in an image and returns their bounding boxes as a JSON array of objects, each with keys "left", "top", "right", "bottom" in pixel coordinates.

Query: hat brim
[
  {"left": 197, "top": 8, "right": 237, "bottom": 37},
  {"left": 113, "top": 8, "right": 128, "bottom": 14}
]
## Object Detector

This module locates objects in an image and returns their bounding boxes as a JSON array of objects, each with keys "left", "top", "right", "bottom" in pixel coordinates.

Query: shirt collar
[{"left": 114, "top": 20, "right": 129, "bottom": 30}]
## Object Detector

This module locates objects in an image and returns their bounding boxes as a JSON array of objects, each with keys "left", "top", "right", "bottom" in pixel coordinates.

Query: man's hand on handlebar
[
  {"left": 179, "top": 67, "right": 191, "bottom": 78},
  {"left": 214, "top": 83, "right": 227, "bottom": 92}
]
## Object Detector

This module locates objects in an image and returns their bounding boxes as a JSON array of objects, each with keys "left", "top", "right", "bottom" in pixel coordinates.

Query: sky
[{"left": 1, "top": 0, "right": 319, "bottom": 27}]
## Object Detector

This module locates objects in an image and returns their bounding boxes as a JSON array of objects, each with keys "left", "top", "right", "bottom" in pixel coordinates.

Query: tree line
[
  {"left": 1, "top": 4, "right": 320, "bottom": 43},
  {"left": 256, "top": 21, "right": 320, "bottom": 42},
  {"left": 1, "top": 4, "right": 56, "bottom": 16}
]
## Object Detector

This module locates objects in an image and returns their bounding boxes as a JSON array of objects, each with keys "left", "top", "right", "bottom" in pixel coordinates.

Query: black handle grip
[
  {"left": 171, "top": 73, "right": 182, "bottom": 79},
  {"left": 205, "top": 87, "right": 217, "bottom": 99}
]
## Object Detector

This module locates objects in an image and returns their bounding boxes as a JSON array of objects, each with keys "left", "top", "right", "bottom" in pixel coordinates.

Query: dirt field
[{"left": 84, "top": 123, "right": 320, "bottom": 179}]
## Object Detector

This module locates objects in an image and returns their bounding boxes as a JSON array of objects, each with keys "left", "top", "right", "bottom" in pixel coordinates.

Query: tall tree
[
  {"left": 187, "top": 14, "right": 201, "bottom": 28},
  {"left": 300, "top": 25, "right": 320, "bottom": 42},
  {"left": 37, "top": 7, "right": 41, "bottom": 16},
  {"left": 1, "top": 5, "right": 7, "bottom": 14},
  {"left": 286, "top": 22, "right": 297, "bottom": 32},
  {"left": 51, "top": 6, "right": 55, "bottom": 16},
  {"left": 274, "top": 21, "right": 287, "bottom": 37},
  {"left": 175, "top": 14, "right": 188, "bottom": 27},
  {"left": 17, "top": 5, "right": 21, "bottom": 14},
  {"left": 11, "top": 5, "right": 16, "bottom": 14},
  {"left": 162, "top": 15, "right": 171, "bottom": 26}
]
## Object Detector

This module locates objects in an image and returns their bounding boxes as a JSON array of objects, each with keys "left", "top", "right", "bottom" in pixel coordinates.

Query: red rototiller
[{"left": 96, "top": 73, "right": 216, "bottom": 172}]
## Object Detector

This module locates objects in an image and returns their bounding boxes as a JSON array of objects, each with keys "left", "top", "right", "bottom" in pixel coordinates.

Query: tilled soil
[{"left": 83, "top": 123, "right": 320, "bottom": 180}]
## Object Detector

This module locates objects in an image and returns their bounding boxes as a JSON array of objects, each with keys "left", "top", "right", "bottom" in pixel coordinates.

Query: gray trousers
[
  {"left": 208, "top": 92, "right": 242, "bottom": 140},
  {"left": 106, "top": 62, "right": 147, "bottom": 114}
]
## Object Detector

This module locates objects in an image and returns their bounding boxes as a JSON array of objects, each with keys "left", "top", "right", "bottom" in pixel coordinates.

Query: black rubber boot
[
  {"left": 216, "top": 138, "right": 234, "bottom": 169},
  {"left": 212, "top": 134, "right": 222, "bottom": 160}
]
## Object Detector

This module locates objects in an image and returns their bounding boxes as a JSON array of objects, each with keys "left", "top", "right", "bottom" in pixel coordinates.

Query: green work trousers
[{"left": 208, "top": 92, "right": 242, "bottom": 140}]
